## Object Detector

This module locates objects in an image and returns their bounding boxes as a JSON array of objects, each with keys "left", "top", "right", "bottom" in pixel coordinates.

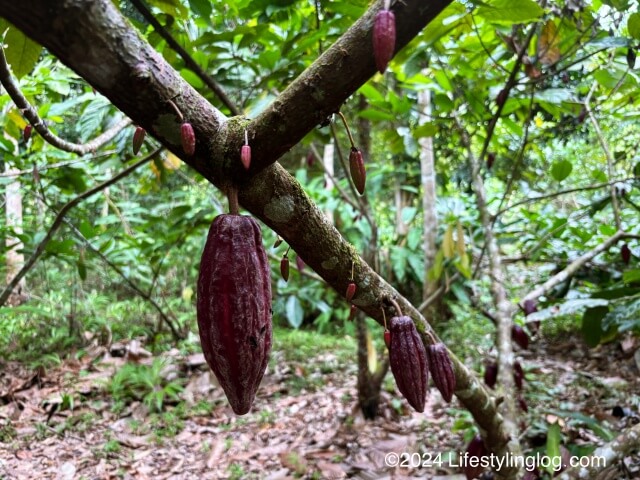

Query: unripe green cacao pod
[{"left": 197, "top": 214, "right": 272, "bottom": 415}]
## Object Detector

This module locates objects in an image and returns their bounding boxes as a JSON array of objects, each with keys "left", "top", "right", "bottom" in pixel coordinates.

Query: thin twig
[
  {"left": 128, "top": 0, "right": 240, "bottom": 116},
  {"left": 0, "top": 149, "right": 161, "bottom": 307},
  {"left": 0, "top": 46, "right": 130, "bottom": 154}
]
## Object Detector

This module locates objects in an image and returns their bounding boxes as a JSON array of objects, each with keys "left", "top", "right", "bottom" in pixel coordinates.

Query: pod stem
[
  {"left": 228, "top": 186, "right": 240, "bottom": 215},
  {"left": 388, "top": 297, "right": 403, "bottom": 317},
  {"left": 167, "top": 99, "right": 184, "bottom": 122},
  {"left": 381, "top": 306, "right": 388, "bottom": 331},
  {"left": 337, "top": 111, "right": 356, "bottom": 149}
]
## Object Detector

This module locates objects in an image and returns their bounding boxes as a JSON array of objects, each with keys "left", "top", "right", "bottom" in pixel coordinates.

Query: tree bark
[{"left": 0, "top": 0, "right": 522, "bottom": 466}]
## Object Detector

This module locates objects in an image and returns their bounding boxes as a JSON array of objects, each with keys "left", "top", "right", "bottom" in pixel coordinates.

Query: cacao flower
[
  {"left": 389, "top": 316, "right": 428, "bottom": 412},
  {"left": 427, "top": 343, "right": 456, "bottom": 403},
  {"left": 241, "top": 144, "right": 251, "bottom": 170},
  {"left": 345, "top": 282, "right": 356, "bottom": 302},
  {"left": 23, "top": 124, "right": 33, "bottom": 143},
  {"left": 372, "top": 8, "right": 396, "bottom": 73},
  {"left": 280, "top": 256, "right": 290, "bottom": 282},
  {"left": 181, "top": 122, "right": 196, "bottom": 156},
  {"left": 484, "top": 362, "right": 498, "bottom": 389},
  {"left": 197, "top": 214, "right": 272, "bottom": 415},
  {"left": 349, "top": 148, "right": 366, "bottom": 195},
  {"left": 513, "top": 361, "right": 524, "bottom": 390},
  {"left": 464, "top": 435, "right": 488, "bottom": 480},
  {"left": 621, "top": 243, "right": 631, "bottom": 265},
  {"left": 132, "top": 126, "right": 145, "bottom": 155},
  {"left": 511, "top": 324, "right": 529, "bottom": 350}
]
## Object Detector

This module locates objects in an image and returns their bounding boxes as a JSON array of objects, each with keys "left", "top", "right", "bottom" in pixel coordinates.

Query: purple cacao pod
[
  {"left": 484, "top": 362, "right": 498, "bottom": 389},
  {"left": 349, "top": 148, "right": 366, "bottom": 195},
  {"left": 427, "top": 342, "right": 456, "bottom": 403},
  {"left": 465, "top": 435, "right": 489, "bottom": 480},
  {"left": 511, "top": 324, "right": 529, "bottom": 350},
  {"left": 621, "top": 243, "right": 631, "bottom": 265},
  {"left": 513, "top": 361, "right": 524, "bottom": 390},
  {"left": 181, "top": 122, "right": 196, "bottom": 156},
  {"left": 132, "top": 126, "right": 145, "bottom": 155},
  {"left": 280, "top": 256, "right": 290, "bottom": 282},
  {"left": 372, "top": 9, "right": 396, "bottom": 73},
  {"left": 345, "top": 282, "right": 356, "bottom": 302},
  {"left": 197, "top": 214, "right": 272, "bottom": 415},
  {"left": 23, "top": 124, "right": 33, "bottom": 143},
  {"left": 389, "top": 316, "right": 428, "bottom": 412},
  {"left": 240, "top": 144, "right": 251, "bottom": 170}
]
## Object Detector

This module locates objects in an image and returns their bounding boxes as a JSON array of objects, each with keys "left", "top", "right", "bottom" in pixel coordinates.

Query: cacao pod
[
  {"left": 427, "top": 343, "right": 456, "bottom": 403},
  {"left": 349, "top": 148, "right": 366, "bottom": 195},
  {"left": 388, "top": 316, "right": 428, "bottom": 412},
  {"left": 487, "top": 152, "right": 495, "bottom": 170},
  {"left": 628, "top": 48, "right": 637, "bottom": 70},
  {"left": 296, "top": 255, "right": 305, "bottom": 271},
  {"left": 197, "top": 214, "right": 272, "bottom": 415},
  {"left": 132, "top": 126, "right": 145, "bottom": 155},
  {"left": 345, "top": 282, "right": 356, "bottom": 302},
  {"left": 513, "top": 361, "right": 524, "bottom": 390},
  {"left": 280, "top": 256, "right": 290, "bottom": 282},
  {"left": 241, "top": 144, "right": 251, "bottom": 170},
  {"left": 464, "top": 435, "right": 488, "bottom": 480},
  {"left": 621, "top": 243, "right": 631, "bottom": 265},
  {"left": 372, "top": 8, "right": 396, "bottom": 73},
  {"left": 518, "top": 394, "right": 528, "bottom": 412},
  {"left": 384, "top": 329, "right": 391, "bottom": 348},
  {"left": 511, "top": 324, "right": 529, "bottom": 350},
  {"left": 523, "top": 299, "right": 537, "bottom": 316},
  {"left": 484, "top": 362, "right": 498, "bottom": 389},
  {"left": 23, "top": 124, "right": 33, "bottom": 143},
  {"left": 181, "top": 122, "right": 196, "bottom": 156},
  {"left": 349, "top": 304, "right": 357, "bottom": 321}
]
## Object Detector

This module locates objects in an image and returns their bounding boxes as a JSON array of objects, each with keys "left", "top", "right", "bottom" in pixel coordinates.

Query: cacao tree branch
[
  {"left": 557, "top": 421, "right": 640, "bottom": 479},
  {"left": 494, "top": 176, "right": 640, "bottom": 218},
  {"left": 0, "top": 46, "right": 131, "bottom": 154},
  {"left": 0, "top": 150, "right": 160, "bottom": 307},
  {"left": 519, "top": 230, "right": 627, "bottom": 310},
  {"left": 0, "top": 0, "right": 520, "bottom": 462},
  {"left": 128, "top": 0, "right": 241, "bottom": 116}
]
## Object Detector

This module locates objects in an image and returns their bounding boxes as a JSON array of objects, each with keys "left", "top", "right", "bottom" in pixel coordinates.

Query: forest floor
[{"left": 1, "top": 329, "right": 639, "bottom": 480}]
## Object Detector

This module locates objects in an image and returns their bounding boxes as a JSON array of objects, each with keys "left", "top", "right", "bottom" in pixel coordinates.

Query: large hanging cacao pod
[{"left": 197, "top": 214, "right": 272, "bottom": 415}]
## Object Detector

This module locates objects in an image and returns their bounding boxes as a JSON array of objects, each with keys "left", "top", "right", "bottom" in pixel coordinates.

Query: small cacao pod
[
  {"left": 627, "top": 48, "right": 637, "bottom": 70},
  {"left": 23, "top": 124, "right": 33, "bottom": 143},
  {"left": 523, "top": 299, "right": 537, "bottom": 316},
  {"left": 518, "top": 394, "right": 528, "bottom": 412},
  {"left": 280, "top": 256, "right": 290, "bottom": 282},
  {"left": 132, "top": 126, "right": 145, "bottom": 155},
  {"left": 349, "top": 304, "right": 357, "bottom": 321},
  {"left": 487, "top": 152, "right": 495, "bottom": 170},
  {"left": 621, "top": 243, "right": 631, "bottom": 265},
  {"left": 484, "top": 362, "right": 498, "bottom": 389},
  {"left": 181, "top": 122, "right": 196, "bottom": 156},
  {"left": 345, "top": 282, "right": 356, "bottom": 302},
  {"left": 296, "top": 255, "right": 305, "bottom": 271},
  {"left": 388, "top": 316, "right": 428, "bottom": 412},
  {"left": 372, "top": 8, "right": 396, "bottom": 73},
  {"left": 273, "top": 236, "right": 283, "bottom": 249},
  {"left": 349, "top": 148, "right": 366, "bottom": 195},
  {"left": 513, "top": 361, "right": 524, "bottom": 390},
  {"left": 464, "top": 435, "right": 488, "bottom": 480},
  {"left": 197, "top": 214, "right": 272, "bottom": 415},
  {"left": 426, "top": 343, "right": 456, "bottom": 403},
  {"left": 240, "top": 144, "right": 251, "bottom": 170},
  {"left": 511, "top": 324, "right": 529, "bottom": 350},
  {"left": 384, "top": 329, "right": 391, "bottom": 348}
]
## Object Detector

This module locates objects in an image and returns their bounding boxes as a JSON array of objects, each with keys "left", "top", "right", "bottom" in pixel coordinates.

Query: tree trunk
[{"left": 4, "top": 166, "right": 27, "bottom": 306}]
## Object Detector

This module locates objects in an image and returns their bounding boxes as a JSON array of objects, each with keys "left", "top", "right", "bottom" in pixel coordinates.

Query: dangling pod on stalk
[{"left": 196, "top": 187, "right": 272, "bottom": 415}]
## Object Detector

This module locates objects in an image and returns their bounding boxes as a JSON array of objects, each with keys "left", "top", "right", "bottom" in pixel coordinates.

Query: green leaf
[
  {"left": 285, "top": 295, "right": 304, "bottom": 329},
  {"left": 551, "top": 160, "right": 573, "bottom": 182},
  {"left": 476, "top": 0, "right": 543, "bottom": 24},
  {"left": 623, "top": 269, "right": 640, "bottom": 284},
  {"left": 413, "top": 122, "right": 438, "bottom": 138},
  {"left": 581, "top": 306, "right": 609, "bottom": 347},
  {"left": 628, "top": 13, "right": 640, "bottom": 41},
  {"left": 1, "top": 22, "right": 42, "bottom": 79},
  {"left": 357, "top": 109, "right": 395, "bottom": 122},
  {"left": 188, "top": 0, "right": 212, "bottom": 19}
]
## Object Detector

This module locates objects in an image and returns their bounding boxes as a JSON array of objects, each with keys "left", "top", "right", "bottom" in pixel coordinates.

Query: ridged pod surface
[
  {"left": 197, "top": 214, "right": 272, "bottom": 415},
  {"left": 427, "top": 343, "right": 456, "bottom": 403},
  {"left": 389, "top": 316, "right": 428, "bottom": 412},
  {"left": 372, "top": 9, "right": 396, "bottom": 73}
]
